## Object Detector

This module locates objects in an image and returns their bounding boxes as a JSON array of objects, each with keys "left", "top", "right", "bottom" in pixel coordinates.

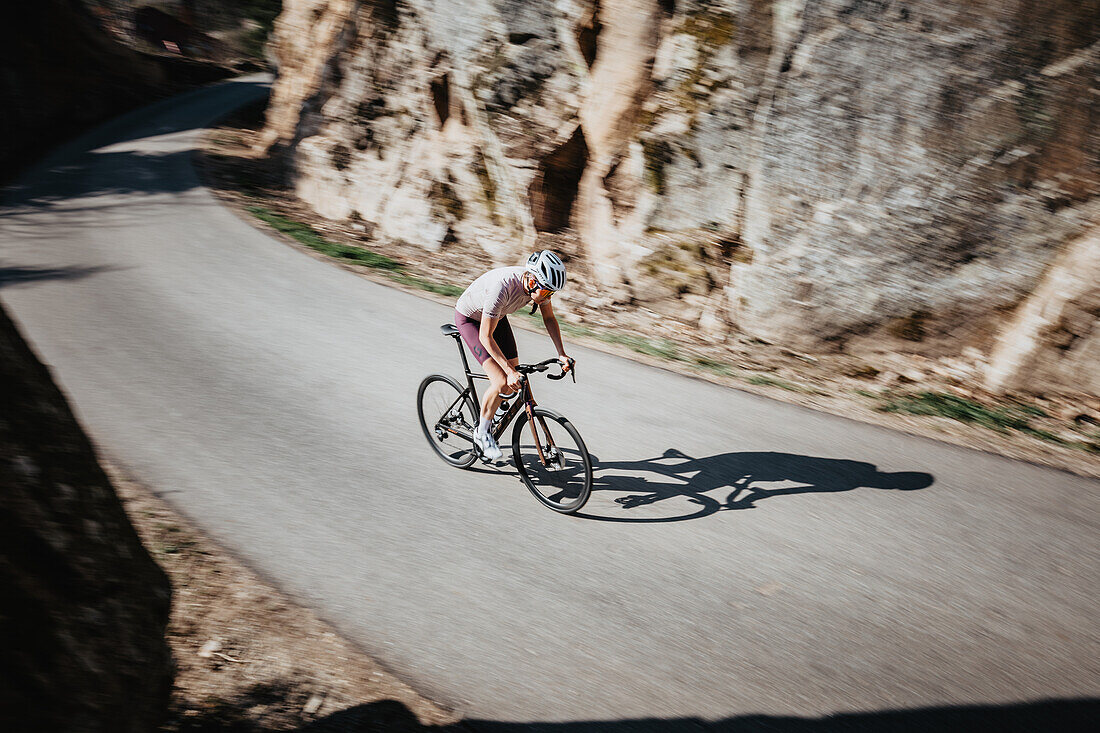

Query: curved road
[{"left": 2, "top": 78, "right": 1098, "bottom": 726}]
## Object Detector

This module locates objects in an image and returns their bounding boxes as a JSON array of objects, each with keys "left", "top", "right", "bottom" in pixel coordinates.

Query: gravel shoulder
[{"left": 110, "top": 462, "right": 461, "bottom": 731}]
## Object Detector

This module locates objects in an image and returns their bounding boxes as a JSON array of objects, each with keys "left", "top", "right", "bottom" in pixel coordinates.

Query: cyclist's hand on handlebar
[
  {"left": 505, "top": 369, "right": 523, "bottom": 391},
  {"left": 558, "top": 355, "right": 575, "bottom": 372}
]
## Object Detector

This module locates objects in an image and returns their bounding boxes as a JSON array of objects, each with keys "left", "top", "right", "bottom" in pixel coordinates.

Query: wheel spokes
[{"left": 518, "top": 419, "right": 587, "bottom": 505}]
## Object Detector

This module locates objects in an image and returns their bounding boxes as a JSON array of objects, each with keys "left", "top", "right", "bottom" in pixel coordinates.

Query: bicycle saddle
[{"left": 440, "top": 324, "right": 459, "bottom": 337}]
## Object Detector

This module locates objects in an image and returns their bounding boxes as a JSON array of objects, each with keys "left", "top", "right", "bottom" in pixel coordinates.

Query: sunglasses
[
  {"left": 527, "top": 283, "right": 556, "bottom": 299},
  {"left": 527, "top": 286, "right": 555, "bottom": 314}
]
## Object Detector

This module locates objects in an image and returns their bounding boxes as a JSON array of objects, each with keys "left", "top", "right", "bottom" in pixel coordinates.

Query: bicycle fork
[{"left": 525, "top": 401, "right": 560, "bottom": 468}]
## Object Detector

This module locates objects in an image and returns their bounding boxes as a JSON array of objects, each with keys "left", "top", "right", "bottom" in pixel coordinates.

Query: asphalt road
[{"left": 2, "top": 77, "right": 1098, "bottom": 728}]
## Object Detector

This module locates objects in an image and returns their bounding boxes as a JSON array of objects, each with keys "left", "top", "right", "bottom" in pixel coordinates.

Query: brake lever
[{"left": 546, "top": 359, "right": 576, "bottom": 382}]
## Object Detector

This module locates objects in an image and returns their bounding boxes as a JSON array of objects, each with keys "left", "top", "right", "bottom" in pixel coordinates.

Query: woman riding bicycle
[{"left": 454, "top": 250, "right": 573, "bottom": 461}]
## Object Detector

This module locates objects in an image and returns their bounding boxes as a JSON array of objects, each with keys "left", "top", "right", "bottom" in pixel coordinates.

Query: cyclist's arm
[
  {"left": 479, "top": 315, "right": 520, "bottom": 374},
  {"left": 538, "top": 301, "right": 570, "bottom": 362}
]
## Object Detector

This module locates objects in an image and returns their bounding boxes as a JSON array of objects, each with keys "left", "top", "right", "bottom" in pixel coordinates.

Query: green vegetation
[
  {"left": 747, "top": 374, "right": 802, "bottom": 392},
  {"left": 877, "top": 391, "right": 1035, "bottom": 433},
  {"left": 552, "top": 319, "right": 818, "bottom": 392},
  {"left": 604, "top": 333, "right": 680, "bottom": 360},
  {"left": 247, "top": 206, "right": 401, "bottom": 269},
  {"left": 552, "top": 320, "right": 681, "bottom": 361},
  {"left": 874, "top": 391, "right": 1099, "bottom": 451},
  {"left": 637, "top": 10, "right": 739, "bottom": 189},
  {"left": 693, "top": 356, "right": 735, "bottom": 376},
  {"left": 246, "top": 206, "right": 471, "bottom": 298},
  {"left": 674, "top": 9, "right": 738, "bottom": 124}
]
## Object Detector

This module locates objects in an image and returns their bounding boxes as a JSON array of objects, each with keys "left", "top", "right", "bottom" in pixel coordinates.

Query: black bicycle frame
[{"left": 443, "top": 331, "right": 536, "bottom": 442}]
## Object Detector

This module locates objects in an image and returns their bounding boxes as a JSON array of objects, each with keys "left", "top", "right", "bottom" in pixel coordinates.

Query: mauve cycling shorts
[{"left": 454, "top": 311, "right": 518, "bottom": 365}]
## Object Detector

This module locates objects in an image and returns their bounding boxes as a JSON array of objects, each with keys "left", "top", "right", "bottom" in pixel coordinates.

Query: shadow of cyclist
[{"left": 581, "top": 449, "right": 933, "bottom": 522}]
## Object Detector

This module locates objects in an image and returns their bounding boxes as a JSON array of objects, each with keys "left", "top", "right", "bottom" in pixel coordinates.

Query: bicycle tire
[
  {"left": 511, "top": 407, "right": 592, "bottom": 513},
  {"left": 417, "top": 374, "right": 480, "bottom": 468}
]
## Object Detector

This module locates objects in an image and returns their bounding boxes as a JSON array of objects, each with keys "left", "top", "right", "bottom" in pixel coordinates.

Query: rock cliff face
[
  {"left": 261, "top": 0, "right": 1099, "bottom": 396},
  {"left": 0, "top": 303, "right": 172, "bottom": 732}
]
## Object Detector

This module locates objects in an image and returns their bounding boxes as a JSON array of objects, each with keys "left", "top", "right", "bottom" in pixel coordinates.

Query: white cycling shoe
[{"left": 475, "top": 430, "right": 503, "bottom": 462}]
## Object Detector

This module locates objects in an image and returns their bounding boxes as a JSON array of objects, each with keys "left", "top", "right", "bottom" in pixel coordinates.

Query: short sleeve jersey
[{"left": 455, "top": 266, "right": 530, "bottom": 320}]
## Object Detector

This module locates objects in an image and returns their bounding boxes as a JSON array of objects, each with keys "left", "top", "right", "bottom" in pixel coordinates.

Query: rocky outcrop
[
  {"left": 0, "top": 303, "right": 172, "bottom": 732},
  {"left": 985, "top": 225, "right": 1100, "bottom": 394},
  {"left": 261, "top": 0, "right": 1099, "bottom": 396}
]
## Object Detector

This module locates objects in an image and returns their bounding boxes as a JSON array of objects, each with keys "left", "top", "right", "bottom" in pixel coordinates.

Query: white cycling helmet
[{"left": 525, "top": 250, "right": 566, "bottom": 291}]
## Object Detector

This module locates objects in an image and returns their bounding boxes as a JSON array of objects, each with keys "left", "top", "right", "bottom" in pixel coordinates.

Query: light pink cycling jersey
[{"left": 455, "top": 266, "right": 531, "bottom": 320}]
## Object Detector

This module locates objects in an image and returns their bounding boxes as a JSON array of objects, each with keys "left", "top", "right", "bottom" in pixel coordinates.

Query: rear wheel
[
  {"left": 512, "top": 407, "right": 592, "bottom": 513},
  {"left": 417, "top": 374, "right": 479, "bottom": 468}
]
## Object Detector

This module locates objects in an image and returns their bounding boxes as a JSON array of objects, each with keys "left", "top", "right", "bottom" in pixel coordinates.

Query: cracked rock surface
[{"left": 261, "top": 0, "right": 1099, "bottom": 396}]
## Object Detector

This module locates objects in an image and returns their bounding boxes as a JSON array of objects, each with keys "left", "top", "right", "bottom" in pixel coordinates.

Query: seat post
[{"left": 454, "top": 333, "right": 474, "bottom": 377}]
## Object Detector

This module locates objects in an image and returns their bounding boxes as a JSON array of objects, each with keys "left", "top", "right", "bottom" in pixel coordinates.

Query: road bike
[{"left": 417, "top": 323, "right": 593, "bottom": 513}]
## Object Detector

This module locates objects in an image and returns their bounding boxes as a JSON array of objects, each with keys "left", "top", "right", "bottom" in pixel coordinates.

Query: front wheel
[
  {"left": 417, "top": 374, "right": 479, "bottom": 468},
  {"left": 512, "top": 407, "right": 592, "bottom": 513}
]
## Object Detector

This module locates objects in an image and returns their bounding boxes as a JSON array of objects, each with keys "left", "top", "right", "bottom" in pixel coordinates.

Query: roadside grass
[
  {"left": 553, "top": 320, "right": 681, "bottom": 360},
  {"left": 601, "top": 332, "right": 681, "bottom": 360},
  {"left": 747, "top": 374, "right": 801, "bottom": 392},
  {"left": 550, "top": 318, "right": 820, "bottom": 388},
  {"left": 875, "top": 391, "right": 1099, "bottom": 451},
  {"left": 247, "top": 206, "right": 465, "bottom": 298},
  {"left": 877, "top": 391, "right": 1035, "bottom": 432},
  {"left": 247, "top": 206, "right": 403, "bottom": 270},
  {"left": 692, "top": 356, "right": 736, "bottom": 377}
]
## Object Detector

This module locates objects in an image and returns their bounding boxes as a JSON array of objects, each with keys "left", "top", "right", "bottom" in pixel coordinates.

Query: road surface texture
[{"left": 2, "top": 77, "right": 1097, "bottom": 729}]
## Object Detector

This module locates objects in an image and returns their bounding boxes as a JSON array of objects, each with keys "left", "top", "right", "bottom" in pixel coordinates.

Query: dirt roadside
[
  {"left": 108, "top": 462, "right": 463, "bottom": 732},
  {"left": 197, "top": 98, "right": 1100, "bottom": 480}
]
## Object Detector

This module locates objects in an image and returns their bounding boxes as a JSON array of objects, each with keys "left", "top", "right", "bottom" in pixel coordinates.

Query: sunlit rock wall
[{"left": 262, "top": 0, "right": 1099, "bottom": 395}]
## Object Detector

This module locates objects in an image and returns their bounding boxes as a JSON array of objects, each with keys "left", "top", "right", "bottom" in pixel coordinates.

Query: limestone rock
[
  {"left": 261, "top": 0, "right": 1100, "bottom": 395},
  {"left": 985, "top": 225, "right": 1100, "bottom": 395}
]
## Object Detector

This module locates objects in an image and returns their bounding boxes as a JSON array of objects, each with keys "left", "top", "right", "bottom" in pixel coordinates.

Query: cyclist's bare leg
[{"left": 481, "top": 357, "right": 520, "bottom": 422}]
